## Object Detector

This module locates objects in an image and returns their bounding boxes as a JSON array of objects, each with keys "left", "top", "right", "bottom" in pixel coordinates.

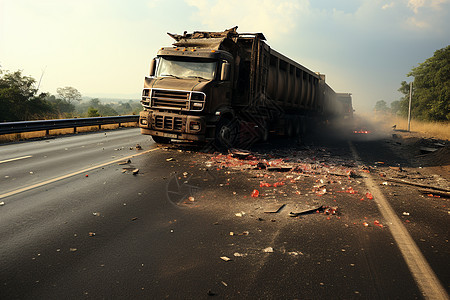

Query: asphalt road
[{"left": 0, "top": 127, "right": 448, "bottom": 299}]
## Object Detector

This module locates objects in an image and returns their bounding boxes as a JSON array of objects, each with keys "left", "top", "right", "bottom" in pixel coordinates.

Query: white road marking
[
  {"left": 348, "top": 141, "right": 448, "bottom": 300},
  {"left": 0, "top": 148, "right": 159, "bottom": 200},
  {"left": 0, "top": 155, "right": 33, "bottom": 164}
]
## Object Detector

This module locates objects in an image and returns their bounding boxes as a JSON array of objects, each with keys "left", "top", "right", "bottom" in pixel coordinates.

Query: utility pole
[{"left": 407, "top": 81, "right": 412, "bottom": 132}]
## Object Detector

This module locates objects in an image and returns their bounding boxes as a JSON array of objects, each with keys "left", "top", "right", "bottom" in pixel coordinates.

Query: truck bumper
[{"left": 139, "top": 110, "right": 213, "bottom": 142}]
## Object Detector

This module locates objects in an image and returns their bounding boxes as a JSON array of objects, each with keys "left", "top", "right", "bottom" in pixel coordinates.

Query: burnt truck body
[{"left": 139, "top": 27, "right": 351, "bottom": 146}]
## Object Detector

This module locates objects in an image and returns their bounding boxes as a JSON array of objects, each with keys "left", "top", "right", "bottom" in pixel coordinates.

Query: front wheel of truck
[
  {"left": 215, "top": 117, "right": 238, "bottom": 148},
  {"left": 151, "top": 135, "right": 171, "bottom": 144}
]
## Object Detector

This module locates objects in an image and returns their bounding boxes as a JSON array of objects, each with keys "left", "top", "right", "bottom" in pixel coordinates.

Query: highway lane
[
  {"left": 0, "top": 128, "right": 153, "bottom": 197},
  {"left": 0, "top": 128, "right": 448, "bottom": 299}
]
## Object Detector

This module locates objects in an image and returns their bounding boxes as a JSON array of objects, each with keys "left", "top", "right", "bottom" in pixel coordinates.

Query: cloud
[
  {"left": 185, "top": 0, "right": 310, "bottom": 38},
  {"left": 407, "top": 0, "right": 448, "bottom": 13},
  {"left": 381, "top": 2, "right": 395, "bottom": 9}
]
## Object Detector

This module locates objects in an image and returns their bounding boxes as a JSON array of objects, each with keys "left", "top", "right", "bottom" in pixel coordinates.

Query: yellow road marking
[
  {"left": 0, "top": 148, "right": 159, "bottom": 200},
  {"left": 0, "top": 155, "right": 33, "bottom": 164},
  {"left": 349, "top": 141, "right": 448, "bottom": 300}
]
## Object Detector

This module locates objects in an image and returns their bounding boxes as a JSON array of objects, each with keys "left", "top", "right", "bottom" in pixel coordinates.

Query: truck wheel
[
  {"left": 216, "top": 118, "right": 238, "bottom": 148},
  {"left": 152, "top": 135, "right": 171, "bottom": 144}
]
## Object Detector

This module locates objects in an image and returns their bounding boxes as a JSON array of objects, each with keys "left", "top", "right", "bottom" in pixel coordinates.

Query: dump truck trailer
[{"left": 139, "top": 27, "right": 351, "bottom": 147}]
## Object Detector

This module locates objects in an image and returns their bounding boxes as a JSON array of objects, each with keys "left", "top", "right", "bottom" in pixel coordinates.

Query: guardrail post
[
  {"left": 46, "top": 129, "right": 50, "bottom": 136},
  {"left": 74, "top": 127, "right": 77, "bottom": 133}
]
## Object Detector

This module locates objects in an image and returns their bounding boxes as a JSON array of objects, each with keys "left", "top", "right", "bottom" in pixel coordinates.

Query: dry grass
[
  {"left": 362, "top": 112, "right": 450, "bottom": 141},
  {"left": 0, "top": 122, "right": 138, "bottom": 143}
]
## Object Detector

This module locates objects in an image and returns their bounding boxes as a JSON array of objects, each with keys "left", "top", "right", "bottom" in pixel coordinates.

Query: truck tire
[
  {"left": 216, "top": 117, "right": 238, "bottom": 148},
  {"left": 152, "top": 135, "right": 171, "bottom": 144}
]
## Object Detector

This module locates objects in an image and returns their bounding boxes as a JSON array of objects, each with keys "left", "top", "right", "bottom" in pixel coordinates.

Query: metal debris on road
[
  {"left": 220, "top": 256, "right": 231, "bottom": 261},
  {"left": 118, "top": 159, "right": 131, "bottom": 165},
  {"left": 264, "top": 203, "right": 286, "bottom": 214},
  {"left": 289, "top": 205, "right": 323, "bottom": 217}
]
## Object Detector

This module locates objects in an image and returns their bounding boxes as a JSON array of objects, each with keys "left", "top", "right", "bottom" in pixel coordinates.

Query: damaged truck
[{"left": 139, "top": 26, "right": 351, "bottom": 147}]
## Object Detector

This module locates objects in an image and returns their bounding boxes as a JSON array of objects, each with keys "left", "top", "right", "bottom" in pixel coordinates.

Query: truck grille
[
  {"left": 154, "top": 115, "right": 183, "bottom": 131},
  {"left": 141, "top": 88, "right": 205, "bottom": 111}
]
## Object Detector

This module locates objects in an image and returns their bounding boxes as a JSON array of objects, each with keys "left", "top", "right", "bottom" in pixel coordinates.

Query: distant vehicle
[{"left": 139, "top": 27, "right": 352, "bottom": 147}]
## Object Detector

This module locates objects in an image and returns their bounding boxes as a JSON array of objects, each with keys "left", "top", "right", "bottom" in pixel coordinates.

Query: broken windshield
[{"left": 156, "top": 57, "right": 217, "bottom": 80}]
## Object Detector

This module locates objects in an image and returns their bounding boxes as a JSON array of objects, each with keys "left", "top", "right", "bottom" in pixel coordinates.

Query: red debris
[
  {"left": 374, "top": 220, "right": 383, "bottom": 227},
  {"left": 251, "top": 189, "right": 259, "bottom": 198},
  {"left": 366, "top": 192, "right": 373, "bottom": 199}
]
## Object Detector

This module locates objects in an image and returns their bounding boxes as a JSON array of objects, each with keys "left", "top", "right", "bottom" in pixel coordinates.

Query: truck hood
[{"left": 144, "top": 77, "right": 211, "bottom": 92}]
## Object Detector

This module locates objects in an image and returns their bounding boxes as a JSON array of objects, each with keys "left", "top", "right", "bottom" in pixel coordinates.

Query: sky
[{"left": 0, "top": 0, "right": 449, "bottom": 112}]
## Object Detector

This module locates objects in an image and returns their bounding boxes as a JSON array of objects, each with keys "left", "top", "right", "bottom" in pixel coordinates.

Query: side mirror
[
  {"left": 220, "top": 62, "right": 230, "bottom": 81},
  {"left": 149, "top": 58, "right": 157, "bottom": 77}
]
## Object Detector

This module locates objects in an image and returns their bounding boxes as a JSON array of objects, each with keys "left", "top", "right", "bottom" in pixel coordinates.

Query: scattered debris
[
  {"left": 221, "top": 281, "right": 228, "bottom": 287},
  {"left": 418, "top": 189, "right": 450, "bottom": 198},
  {"left": 233, "top": 252, "right": 247, "bottom": 257},
  {"left": 263, "top": 247, "right": 274, "bottom": 253},
  {"left": 235, "top": 211, "right": 246, "bottom": 217},
  {"left": 88, "top": 232, "right": 96, "bottom": 237},
  {"left": 386, "top": 178, "right": 450, "bottom": 192},
  {"left": 132, "top": 168, "right": 139, "bottom": 175},
  {"left": 389, "top": 166, "right": 403, "bottom": 172},
  {"left": 267, "top": 166, "right": 293, "bottom": 172},
  {"left": 93, "top": 212, "right": 100, "bottom": 216},
  {"left": 402, "top": 212, "right": 410, "bottom": 216},
  {"left": 289, "top": 205, "right": 323, "bottom": 217},
  {"left": 118, "top": 159, "right": 131, "bottom": 165},
  {"left": 419, "top": 147, "right": 438, "bottom": 154},
  {"left": 131, "top": 217, "right": 138, "bottom": 221},
  {"left": 220, "top": 256, "right": 231, "bottom": 261},
  {"left": 264, "top": 203, "right": 286, "bottom": 214},
  {"left": 230, "top": 231, "right": 249, "bottom": 236},
  {"left": 251, "top": 189, "right": 259, "bottom": 198},
  {"left": 166, "top": 157, "right": 175, "bottom": 162},
  {"left": 229, "top": 148, "right": 252, "bottom": 158},
  {"left": 374, "top": 220, "right": 383, "bottom": 228},
  {"left": 69, "top": 248, "right": 77, "bottom": 252},
  {"left": 135, "top": 144, "right": 142, "bottom": 150},
  {"left": 0, "top": 202, "right": 4, "bottom": 206}
]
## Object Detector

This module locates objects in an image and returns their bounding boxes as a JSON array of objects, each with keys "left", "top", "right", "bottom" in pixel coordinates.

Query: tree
[
  {"left": 87, "top": 106, "right": 100, "bottom": 117},
  {"left": 399, "top": 45, "right": 450, "bottom": 121},
  {"left": 0, "top": 70, "right": 53, "bottom": 121},
  {"left": 56, "top": 86, "right": 82, "bottom": 104},
  {"left": 374, "top": 100, "right": 389, "bottom": 112},
  {"left": 390, "top": 100, "right": 402, "bottom": 115}
]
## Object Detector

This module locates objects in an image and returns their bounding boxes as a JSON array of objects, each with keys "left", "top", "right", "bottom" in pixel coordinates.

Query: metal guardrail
[{"left": 0, "top": 115, "right": 139, "bottom": 135}]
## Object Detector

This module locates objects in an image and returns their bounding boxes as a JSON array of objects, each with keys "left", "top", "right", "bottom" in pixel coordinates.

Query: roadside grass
[
  {"left": 362, "top": 112, "right": 450, "bottom": 141},
  {"left": 0, "top": 122, "right": 138, "bottom": 144}
]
